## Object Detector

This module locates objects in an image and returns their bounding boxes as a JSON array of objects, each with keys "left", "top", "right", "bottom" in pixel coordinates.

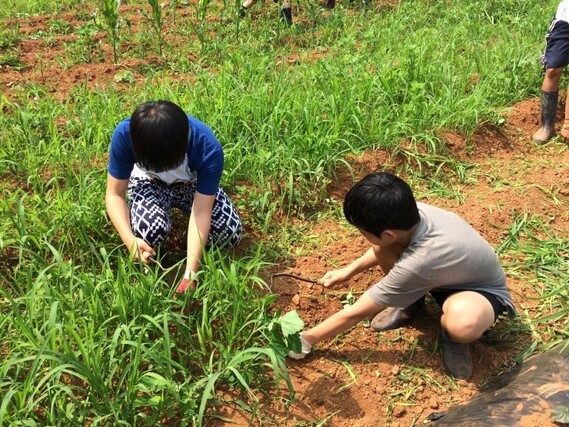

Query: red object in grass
[
  {"left": 176, "top": 277, "right": 197, "bottom": 293},
  {"left": 176, "top": 278, "right": 191, "bottom": 293}
]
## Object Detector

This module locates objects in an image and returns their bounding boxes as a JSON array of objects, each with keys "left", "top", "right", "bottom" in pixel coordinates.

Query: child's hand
[
  {"left": 288, "top": 332, "right": 312, "bottom": 360},
  {"left": 130, "top": 238, "right": 155, "bottom": 264},
  {"left": 319, "top": 268, "right": 351, "bottom": 288},
  {"left": 176, "top": 278, "right": 191, "bottom": 293},
  {"left": 176, "top": 270, "right": 197, "bottom": 293}
]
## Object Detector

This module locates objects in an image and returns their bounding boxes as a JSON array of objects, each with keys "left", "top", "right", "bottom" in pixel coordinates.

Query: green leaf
[
  {"left": 551, "top": 405, "right": 569, "bottom": 424},
  {"left": 287, "top": 332, "right": 302, "bottom": 354},
  {"left": 279, "top": 310, "right": 304, "bottom": 337}
]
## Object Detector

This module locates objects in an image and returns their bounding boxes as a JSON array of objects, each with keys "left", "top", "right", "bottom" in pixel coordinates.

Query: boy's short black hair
[
  {"left": 343, "top": 172, "right": 420, "bottom": 238},
  {"left": 130, "top": 100, "right": 189, "bottom": 172}
]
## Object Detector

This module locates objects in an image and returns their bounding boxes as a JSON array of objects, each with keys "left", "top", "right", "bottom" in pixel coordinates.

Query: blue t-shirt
[{"left": 107, "top": 115, "right": 224, "bottom": 195}]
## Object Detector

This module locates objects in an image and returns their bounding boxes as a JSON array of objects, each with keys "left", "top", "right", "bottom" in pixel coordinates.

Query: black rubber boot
[
  {"left": 280, "top": 7, "right": 292, "bottom": 25},
  {"left": 439, "top": 329, "right": 473, "bottom": 379},
  {"left": 324, "top": 0, "right": 335, "bottom": 8},
  {"left": 370, "top": 296, "right": 425, "bottom": 332},
  {"left": 533, "top": 90, "right": 558, "bottom": 143}
]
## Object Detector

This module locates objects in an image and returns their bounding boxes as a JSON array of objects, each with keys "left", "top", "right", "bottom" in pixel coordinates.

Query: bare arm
[
  {"left": 304, "top": 291, "right": 385, "bottom": 345},
  {"left": 183, "top": 191, "right": 215, "bottom": 281},
  {"left": 105, "top": 174, "right": 154, "bottom": 261},
  {"left": 320, "top": 245, "right": 382, "bottom": 287}
]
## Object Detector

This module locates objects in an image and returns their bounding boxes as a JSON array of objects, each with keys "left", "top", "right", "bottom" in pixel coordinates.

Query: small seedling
[
  {"left": 341, "top": 290, "right": 356, "bottom": 308},
  {"left": 114, "top": 70, "right": 135, "bottom": 83}
]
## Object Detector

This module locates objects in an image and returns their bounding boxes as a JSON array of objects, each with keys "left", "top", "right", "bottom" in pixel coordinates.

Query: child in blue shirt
[{"left": 106, "top": 100, "right": 242, "bottom": 292}]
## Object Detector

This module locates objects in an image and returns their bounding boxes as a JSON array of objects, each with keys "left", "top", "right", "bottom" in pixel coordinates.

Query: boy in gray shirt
[{"left": 289, "top": 172, "right": 516, "bottom": 379}]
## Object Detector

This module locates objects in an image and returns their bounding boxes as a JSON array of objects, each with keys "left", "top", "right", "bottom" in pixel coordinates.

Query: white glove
[{"left": 288, "top": 332, "right": 312, "bottom": 360}]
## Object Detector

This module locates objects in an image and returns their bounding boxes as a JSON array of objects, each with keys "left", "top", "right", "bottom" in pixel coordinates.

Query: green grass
[
  {"left": 0, "top": 239, "right": 297, "bottom": 425},
  {"left": 0, "top": 0, "right": 568, "bottom": 424},
  {"left": 498, "top": 213, "right": 569, "bottom": 352}
]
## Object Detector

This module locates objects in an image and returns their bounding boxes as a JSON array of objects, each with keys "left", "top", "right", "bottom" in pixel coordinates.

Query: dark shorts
[
  {"left": 542, "top": 19, "right": 569, "bottom": 69},
  {"left": 429, "top": 288, "right": 508, "bottom": 323}
]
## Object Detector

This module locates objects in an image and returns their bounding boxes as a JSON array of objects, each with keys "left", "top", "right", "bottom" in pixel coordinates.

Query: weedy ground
[{"left": 0, "top": 0, "right": 567, "bottom": 425}]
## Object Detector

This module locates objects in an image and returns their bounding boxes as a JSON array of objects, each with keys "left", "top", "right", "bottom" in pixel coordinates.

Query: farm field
[{"left": 0, "top": 0, "right": 568, "bottom": 426}]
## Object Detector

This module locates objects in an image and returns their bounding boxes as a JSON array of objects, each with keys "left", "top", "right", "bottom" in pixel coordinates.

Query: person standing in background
[{"left": 533, "top": 0, "right": 569, "bottom": 143}]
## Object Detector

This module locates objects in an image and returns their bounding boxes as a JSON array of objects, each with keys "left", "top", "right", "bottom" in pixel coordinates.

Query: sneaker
[
  {"left": 370, "top": 296, "right": 425, "bottom": 332},
  {"left": 439, "top": 329, "right": 473, "bottom": 379},
  {"left": 288, "top": 332, "right": 312, "bottom": 360}
]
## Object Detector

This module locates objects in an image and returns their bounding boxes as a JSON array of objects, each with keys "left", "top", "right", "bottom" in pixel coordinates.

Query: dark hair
[
  {"left": 130, "top": 100, "right": 189, "bottom": 172},
  {"left": 343, "top": 172, "right": 420, "bottom": 238}
]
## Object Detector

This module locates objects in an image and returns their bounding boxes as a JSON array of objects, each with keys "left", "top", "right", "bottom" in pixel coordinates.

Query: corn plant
[
  {"left": 197, "top": 0, "right": 212, "bottom": 22},
  {"left": 99, "top": 0, "right": 121, "bottom": 63},
  {"left": 0, "top": 216, "right": 303, "bottom": 425},
  {"left": 146, "top": 0, "right": 165, "bottom": 56},
  {"left": 169, "top": 0, "right": 180, "bottom": 24}
]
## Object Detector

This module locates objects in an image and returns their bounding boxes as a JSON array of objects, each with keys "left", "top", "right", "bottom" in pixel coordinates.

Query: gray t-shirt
[{"left": 367, "top": 203, "right": 516, "bottom": 317}]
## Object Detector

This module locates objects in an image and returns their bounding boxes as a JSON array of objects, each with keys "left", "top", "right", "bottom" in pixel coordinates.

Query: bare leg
[
  {"left": 438, "top": 291, "right": 495, "bottom": 378},
  {"left": 440, "top": 291, "right": 495, "bottom": 343},
  {"left": 541, "top": 67, "right": 563, "bottom": 92}
]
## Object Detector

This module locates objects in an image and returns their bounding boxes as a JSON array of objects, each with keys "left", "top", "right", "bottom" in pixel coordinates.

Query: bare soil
[{"left": 1, "top": 4, "right": 568, "bottom": 427}]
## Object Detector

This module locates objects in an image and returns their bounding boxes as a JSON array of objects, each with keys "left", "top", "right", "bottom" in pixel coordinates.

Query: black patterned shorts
[{"left": 127, "top": 177, "right": 243, "bottom": 248}]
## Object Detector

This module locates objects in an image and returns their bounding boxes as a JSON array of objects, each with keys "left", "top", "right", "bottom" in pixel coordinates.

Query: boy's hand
[
  {"left": 319, "top": 268, "right": 351, "bottom": 288},
  {"left": 288, "top": 332, "right": 312, "bottom": 360}
]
